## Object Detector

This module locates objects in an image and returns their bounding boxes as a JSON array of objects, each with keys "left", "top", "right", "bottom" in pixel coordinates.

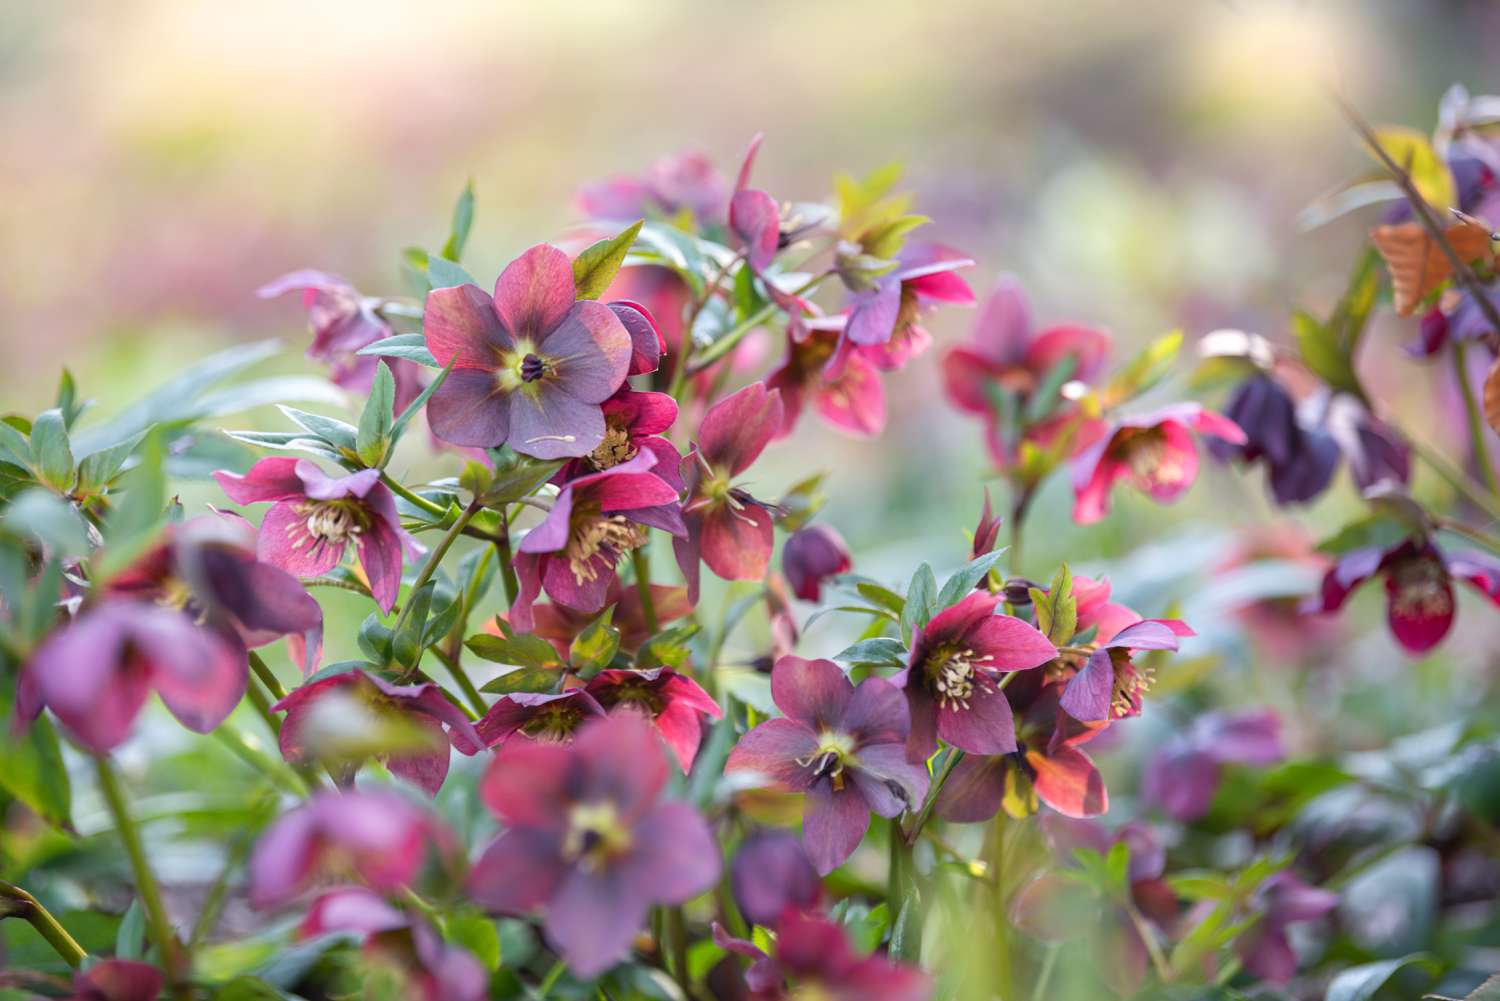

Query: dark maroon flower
[
  {"left": 577, "top": 151, "right": 729, "bottom": 226},
  {"left": 1070, "top": 403, "right": 1245, "bottom": 524},
  {"left": 554, "top": 386, "right": 682, "bottom": 491},
  {"left": 674, "top": 382, "right": 784, "bottom": 602},
  {"left": 729, "top": 134, "right": 781, "bottom": 273},
  {"left": 1210, "top": 375, "right": 1340, "bottom": 505},
  {"left": 585, "top": 667, "right": 723, "bottom": 772},
  {"left": 781, "top": 524, "right": 852, "bottom": 602},
  {"left": 66, "top": 959, "right": 164, "bottom": 1001},
  {"left": 1235, "top": 873, "right": 1338, "bottom": 985},
  {"left": 1312, "top": 537, "right": 1500, "bottom": 654},
  {"left": 273, "top": 668, "right": 484, "bottom": 797},
  {"left": 766, "top": 327, "right": 886, "bottom": 439},
  {"left": 713, "top": 910, "right": 930, "bottom": 1001},
  {"left": 844, "top": 243, "right": 974, "bottom": 348},
  {"left": 1059, "top": 618, "right": 1194, "bottom": 723},
  {"left": 453, "top": 689, "right": 605, "bottom": 754},
  {"left": 467, "top": 714, "right": 720, "bottom": 977},
  {"left": 249, "top": 790, "right": 449, "bottom": 909},
  {"left": 215, "top": 457, "right": 412, "bottom": 612},
  {"left": 725, "top": 656, "right": 927, "bottom": 875},
  {"left": 897, "top": 591, "right": 1056, "bottom": 762},
  {"left": 730, "top": 830, "right": 821, "bottom": 927},
  {"left": 423, "top": 243, "right": 632, "bottom": 458},
  {"left": 512, "top": 451, "right": 684, "bottom": 630},
  {"left": 1142, "top": 709, "right": 1284, "bottom": 821}
]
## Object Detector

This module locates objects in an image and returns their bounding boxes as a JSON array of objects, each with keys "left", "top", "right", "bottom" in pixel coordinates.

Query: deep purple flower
[
  {"left": 1210, "top": 375, "right": 1340, "bottom": 505},
  {"left": 1059, "top": 617, "right": 1194, "bottom": 723},
  {"left": 1235, "top": 873, "right": 1338, "bottom": 985},
  {"left": 452, "top": 689, "right": 606, "bottom": 754},
  {"left": 1324, "top": 396, "right": 1412, "bottom": 491},
  {"left": 215, "top": 457, "right": 412, "bottom": 612},
  {"left": 512, "top": 451, "right": 684, "bottom": 630},
  {"left": 274, "top": 668, "right": 484, "bottom": 797},
  {"left": 1070, "top": 403, "right": 1246, "bottom": 524},
  {"left": 844, "top": 243, "right": 974, "bottom": 348},
  {"left": 1142, "top": 709, "right": 1284, "bottom": 821},
  {"left": 584, "top": 667, "right": 723, "bottom": 772},
  {"left": 674, "top": 382, "right": 784, "bottom": 603},
  {"left": 423, "top": 243, "right": 632, "bottom": 458},
  {"left": 897, "top": 591, "right": 1057, "bottom": 762},
  {"left": 248, "top": 790, "right": 448, "bottom": 910},
  {"left": 713, "top": 910, "right": 930, "bottom": 1001},
  {"left": 730, "top": 830, "right": 821, "bottom": 927},
  {"left": 1312, "top": 538, "right": 1500, "bottom": 654},
  {"left": 781, "top": 524, "right": 852, "bottom": 602},
  {"left": 467, "top": 714, "right": 720, "bottom": 977},
  {"left": 725, "top": 656, "right": 928, "bottom": 875},
  {"left": 65, "top": 960, "right": 164, "bottom": 1001},
  {"left": 554, "top": 386, "right": 682, "bottom": 491}
]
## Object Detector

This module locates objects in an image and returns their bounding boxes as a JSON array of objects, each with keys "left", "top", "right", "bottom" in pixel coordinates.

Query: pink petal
[
  {"left": 699, "top": 502, "right": 773, "bottom": 582},
  {"left": 424, "top": 283, "right": 511, "bottom": 370},
  {"left": 771, "top": 656, "right": 853, "bottom": 730},
  {"left": 508, "top": 384, "right": 605, "bottom": 460},
  {"left": 426, "top": 367, "right": 510, "bottom": 448},
  {"left": 725, "top": 717, "right": 818, "bottom": 790},
  {"left": 699, "top": 382, "right": 783, "bottom": 476},
  {"left": 213, "top": 457, "right": 304, "bottom": 504},
  {"left": 493, "top": 244, "right": 576, "bottom": 339},
  {"left": 539, "top": 301, "right": 632, "bottom": 403},
  {"left": 257, "top": 501, "right": 345, "bottom": 579},
  {"left": 1028, "top": 746, "right": 1108, "bottom": 818}
]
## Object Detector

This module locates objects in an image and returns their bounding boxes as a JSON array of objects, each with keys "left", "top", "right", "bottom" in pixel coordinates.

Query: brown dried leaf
[
  {"left": 1483, "top": 356, "right": 1500, "bottom": 436},
  {"left": 1369, "top": 220, "right": 1493, "bottom": 316}
]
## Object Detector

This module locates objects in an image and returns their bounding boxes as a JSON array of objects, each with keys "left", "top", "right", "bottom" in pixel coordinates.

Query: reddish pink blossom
[
  {"left": 258, "top": 270, "right": 392, "bottom": 389},
  {"left": 766, "top": 327, "right": 886, "bottom": 439},
  {"left": 605, "top": 266, "right": 693, "bottom": 358},
  {"left": 577, "top": 151, "right": 729, "bottom": 226},
  {"left": 729, "top": 134, "right": 781, "bottom": 273},
  {"left": 468, "top": 714, "right": 720, "bottom": 977},
  {"left": 1059, "top": 618, "right": 1194, "bottom": 723},
  {"left": 65, "top": 960, "right": 164, "bottom": 1001},
  {"left": 1070, "top": 574, "right": 1150, "bottom": 643},
  {"left": 1069, "top": 403, "right": 1245, "bottom": 524},
  {"left": 713, "top": 910, "right": 930, "bottom": 1001},
  {"left": 844, "top": 243, "right": 974, "bottom": 348},
  {"left": 608, "top": 300, "right": 667, "bottom": 376},
  {"left": 781, "top": 524, "right": 852, "bottom": 601},
  {"left": 553, "top": 386, "right": 682, "bottom": 491},
  {"left": 453, "top": 689, "right": 606, "bottom": 754},
  {"left": 585, "top": 667, "right": 722, "bottom": 772},
  {"left": 970, "top": 488, "right": 1003, "bottom": 561}
]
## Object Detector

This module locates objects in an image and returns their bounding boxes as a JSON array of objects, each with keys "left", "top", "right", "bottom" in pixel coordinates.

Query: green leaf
[
  {"left": 1370, "top": 127, "right": 1455, "bottom": 210},
  {"left": 479, "top": 456, "right": 566, "bottom": 505},
  {"left": 854, "top": 579, "right": 906, "bottom": 616},
  {"left": 56, "top": 369, "right": 86, "bottom": 427},
  {"left": 936, "top": 550, "right": 1008, "bottom": 610},
  {"left": 392, "top": 581, "right": 436, "bottom": 667},
  {"left": 428, "top": 256, "right": 477, "bottom": 290},
  {"left": 441, "top": 181, "right": 476, "bottom": 262},
  {"left": 899, "top": 563, "right": 937, "bottom": 646},
  {"left": 97, "top": 434, "right": 167, "bottom": 579},
  {"left": 447, "top": 913, "right": 500, "bottom": 971},
  {"left": 358, "top": 334, "right": 440, "bottom": 368},
  {"left": 0, "top": 420, "right": 31, "bottom": 468},
  {"left": 390, "top": 359, "right": 452, "bottom": 444},
  {"left": 3, "top": 489, "right": 89, "bottom": 558},
  {"left": 1463, "top": 975, "right": 1500, "bottom": 1001},
  {"left": 775, "top": 474, "right": 827, "bottom": 532},
  {"left": 1045, "top": 564, "right": 1077, "bottom": 645},
  {"left": 0, "top": 684, "right": 72, "bottom": 829},
  {"left": 570, "top": 608, "right": 621, "bottom": 676},
  {"left": 573, "top": 220, "right": 643, "bottom": 300},
  {"left": 115, "top": 900, "right": 146, "bottom": 960},
  {"left": 29, "top": 409, "right": 74, "bottom": 489},
  {"left": 636, "top": 623, "right": 700, "bottom": 670},
  {"left": 466, "top": 632, "right": 563, "bottom": 670},
  {"left": 77, "top": 430, "right": 148, "bottom": 493},
  {"left": 277, "top": 407, "right": 358, "bottom": 451},
  {"left": 479, "top": 665, "right": 563, "bottom": 695},
  {"left": 834, "top": 636, "right": 907, "bottom": 669},
  {"left": 1325, "top": 954, "right": 1437, "bottom": 1001},
  {"left": 1106, "top": 330, "right": 1182, "bottom": 404},
  {"left": 355, "top": 361, "right": 395, "bottom": 467},
  {"left": 1293, "top": 308, "right": 1360, "bottom": 396}
]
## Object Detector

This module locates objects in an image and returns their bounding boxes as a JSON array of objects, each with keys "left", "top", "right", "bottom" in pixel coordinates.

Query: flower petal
[
  {"left": 725, "top": 718, "right": 818, "bottom": 790},
  {"left": 802, "top": 783, "right": 870, "bottom": 876},
  {"left": 540, "top": 301, "right": 632, "bottom": 403},
  {"left": 426, "top": 368, "right": 510, "bottom": 448},
  {"left": 424, "top": 283, "right": 511, "bottom": 370},
  {"left": 698, "top": 382, "right": 783, "bottom": 476},
  {"left": 493, "top": 244, "right": 576, "bottom": 340},
  {"left": 508, "top": 384, "right": 605, "bottom": 460},
  {"left": 771, "top": 656, "right": 853, "bottom": 730}
]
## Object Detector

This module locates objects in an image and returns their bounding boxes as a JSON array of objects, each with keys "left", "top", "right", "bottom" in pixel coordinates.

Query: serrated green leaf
[
  {"left": 570, "top": 608, "right": 621, "bottom": 676},
  {"left": 636, "top": 622, "right": 700, "bottom": 670},
  {"left": 479, "top": 665, "right": 563, "bottom": 695},
  {"left": 573, "top": 220, "right": 643, "bottom": 300},
  {"left": 356, "top": 361, "right": 395, "bottom": 467},
  {"left": 1028, "top": 587, "right": 1052, "bottom": 637}
]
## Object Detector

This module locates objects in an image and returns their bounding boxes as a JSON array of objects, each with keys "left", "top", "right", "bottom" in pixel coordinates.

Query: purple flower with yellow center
[
  {"left": 214, "top": 457, "right": 411, "bottom": 613},
  {"left": 1311, "top": 537, "right": 1500, "bottom": 654},
  {"left": 467, "top": 713, "right": 720, "bottom": 978},
  {"left": 781, "top": 523, "right": 852, "bottom": 602},
  {"left": 1070, "top": 403, "right": 1246, "bottom": 524},
  {"left": 584, "top": 667, "right": 723, "bottom": 772},
  {"left": 422, "top": 243, "right": 632, "bottom": 459},
  {"left": 896, "top": 591, "right": 1057, "bottom": 762},
  {"left": 1058, "top": 617, "right": 1194, "bottom": 723},
  {"left": 273, "top": 668, "right": 484, "bottom": 797},
  {"left": 452, "top": 689, "right": 606, "bottom": 754},
  {"left": 511, "top": 451, "right": 684, "bottom": 631},
  {"left": 673, "top": 382, "right": 784, "bottom": 603},
  {"left": 725, "top": 656, "right": 928, "bottom": 875},
  {"left": 1142, "top": 709, "right": 1283, "bottom": 821}
]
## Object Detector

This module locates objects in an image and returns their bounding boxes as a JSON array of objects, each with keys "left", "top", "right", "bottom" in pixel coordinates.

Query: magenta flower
[
  {"left": 729, "top": 134, "right": 781, "bottom": 273},
  {"left": 713, "top": 910, "right": 931, "bottom": 1001},
  {"left": 274, "top": 668, "right": 484, "bottom": 797},
  {"left": 248, "top": 790, "right": 448, "bottom": 909},
  {"left": 578, "top": 151, "right": 729, "bottom": 226},
  {"left": 781, "top": 524, "right": 852, "bottom": 601},
  {"left": 1069, "top": 403, "right": 1245, "bottom": 524},
  {"left": 1235, "top": 873, "right": 1338, "bottom": 985},
  {"left": 725, "top": 656, "right": 928, "bottom": 875},
  {"left": 258, "top": 270, "right": 391, "bottom": 385},
  {"left": 970, "top": 488, "right": 1002, "bottom": 561},
  {"left": 1069, "top": 574, "right": 1145, "bottom": 643},
  {"left": 423, "top": 244, "right": 632, "bottom": 458},
  {"left": 1311, "top": 537, "right": 1500, "bottom": 654},
  {"left": 467, "top": 714, "right": 720, "bottom": 977},
  {"left": 1059, "top": 617, "right": 1194, "bottom": 723},
  {"left": 65, "top": 960, "right": 164, "bottom": 1001},
  {"left": 766, "top": 328, "right": 886, "bottom": 439},
  {"left": 605, "top": 265, "right": 693, "bottom": 358},
  {"left": 730, "top": 830, "right": 821, "bottom": 927},
  {"left": 897, "top": 591, "right": 1057, "bottom": 762},
  {"left": 673, "top": 382, "right": 784, "bottom": 602},
  {"left": 844, "top": 243, "right": 975, "bottom": 348},
  {"left": 512, "top": 451, "right": 684, "bottom": 630},
  {"left": 214, "top": 457, "right": 411, "bottom": 612},
  {"left": 452, "top": 689, "right": 606, "bottom": 754},
  {"left": 609, "top": 299, "right": 667, "bottom": 376},
  {"left": 584, "top": 667, "right": 723, "bottom": 772},
  {"left": 510, "top": 578, "right": 694, "bottom": 657},
  {"left": 1143, "top": 709, "right": 1284, "bottom": 821},
  {"left": 554, "top": 386, "right": 682, "bottom": 491}
]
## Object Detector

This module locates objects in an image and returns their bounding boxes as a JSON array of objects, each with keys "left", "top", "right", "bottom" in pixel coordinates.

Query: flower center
[
  {"left": 1114, "top": 427, "right": 1187, "bottom": 491},
  {"left": 290, "top": 499, "right": 369, "bottom": 551},
  {"left": 795, "top": 731, "right": 857, "bottom": 791},
  {"left": 1390, "top": 556, "right": 1452, "bottom": 620},
  {"left": 562, "top": 801, "right": 633, "bottom": 870},
  {"left": 603, "top": 682, "right": 663, "bottom": 717},
  {"left": 924, "top": 644, "right": 983, "bottom": 710},
  {"left": 586, "top": 418, "right": 637, "bottom": 471},
  {"left": 520, "top": 353, "right": 547, "bottom": 383},
  {"left": 519, "top": 703, "right": 586, "bottom": 742},
  {"left": 1109, "top": 654, "right": 1154, "bottom": 718},
  {"left": 564, "top": 508, "right": 646, "bottom": 585}
]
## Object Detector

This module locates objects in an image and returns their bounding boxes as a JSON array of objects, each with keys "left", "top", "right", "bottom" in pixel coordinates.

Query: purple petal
[
  {"left": 845, "top": 279, "right": 902, "bottom": 345},
  {"left": 936, "top": 683, "right": 1017, "bottom": 755},
  {"left": 508, "top": 384, "right": 605, "bottom": 460},
  {"left": 213, "top": 456, "right": 304, "bottom": 504},
  {"left": 802, "top": 783, "right": 870, "bottom": 876},
  {"left": 494, "top": 244, "right": 576, "bottom": 340},
  {"left": 935, "top": 755, "right": 1006, "bottom": 824},
  {"left": 1059, "top": 649, "right": 1114, "bottom": 723},
  {"left": 539, "top": 301, "right": 632, "bottom": 403},
  {"left": 257, "top": 501, "right": 346, "bottom": 579},
  {"left": 545, "top": 866, "right": 650, "bottom": 978},
  {"left": 771, "top": 656, "right": 853, "bottom": 730},
  {"left": 621, "top": 802, "right": 721, "bottom": 904},
  {"left": 731, "top": 831, "right": 820, "bottom": 926},
  {"left": 426, "top": 368, "right": 510, "bottom": 448},
  {"left": 698, "top": 382, "right": 783, "bottom": 476},
  {"left": 468, "top": 827, "right": 569, "bottom": 914},
  {"left": 424, "top": 283, "right": 511, "bottom": 370},
  {"left": 355, "top": 516, "right": 404, "bottom": 614},
  {"left": 725, "top": 718, "right": 818, "bottom": 790},
  {"left": 851, "top": 742, "right": 929, "bottom": 817},
  {"left": 841, "top": 675, "right": 909, "bottom": 746}
]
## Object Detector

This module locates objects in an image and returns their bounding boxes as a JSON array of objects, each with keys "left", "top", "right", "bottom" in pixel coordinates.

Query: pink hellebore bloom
[
  {"left": 511, "top": 451, "right": 684, "bottom": 630},
  {"left": 674, "top": 382, "right": 784, "bottom": 602},
  {"left": 577, "top": 151, "right": 729, "bottom": 226},
  {"left": 1142, "top": 709, "right": 1284, "bottom": 821},
  {"left": 766, "top": 327, "right": 886, "bottom": 439},
  {"left": 452, "top": 689, "right": 606, "bottom": 754},
  {"left": 584, "top": 667, "right": 723, "bottom": 772},
  {"left": 844, "top": 243, "right": 975, "bottom": 348},
  {"left": 554, "top": 386, "right": 682, "bottom": 491},
  {"left": 1069, "top": 403, "right": 1246, "bottom": 525},
  {"left": 248, "top": 790, "right": 448, "bottom": 910},
  {"left": 258, "top": 270, "right": 391, "bottom": 387},
  {"left": 1059, "top": 617, "right": 1194, "bottom": 723},
  {"left": 609, "top": 300, "right": 668, "bottom": 377},
  {"left": 423, "top": 244, "right": 632, "bottom": 459},
  {"left": 65, "top": 960, "right": 164, "bottom": 1001},
  {"left": 467, "top": 714, "right": 720, "bottom": 978},
  {"left": 214, "top": 457, "right": 411, "bottom": 613},
  {"left": 781, "top": 524, "right": 853, "bottom": 602},
  {"left": 713, "top": 910, "right": 931, "bottom": 1001},
  {"left": 897, "top": 591, "right": 1057, "bottom": 762},
  {"left": 725, "top": 656, "right": 928, "bottom": 875},
  {"left": 729, "top": 134, "right": 781, "bottom": 274}
]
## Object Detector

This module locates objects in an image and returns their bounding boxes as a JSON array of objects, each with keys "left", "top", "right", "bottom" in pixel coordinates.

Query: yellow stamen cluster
[
  {"left": 1390, "top": 556, "right": 1453, "bottom": 621},
  {"left": 795, "top": 731, "right": 857, "bottom": 792},
  {"left": 924, "top": 643, "right": 983, "bottom": 710},
  {"left": 587, "top": 419, "right": 637, "bottom": 471},
  {"left": 1110, "top": 657, "right": 1155, "bottom": 718},
  {"left": 289, "top": 499, "right": 368, "bottom": 554},
  {"left": 565, "top": 514, "right": 646, "bottom": 585},
  {"left": 1115, "top": 427, "right": 1187, "bottom": 491},
  {"left": 562, "top": 801, "right": 633, "bottom": 871}
]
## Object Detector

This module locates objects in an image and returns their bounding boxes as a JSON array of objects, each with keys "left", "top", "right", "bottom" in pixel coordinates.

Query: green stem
[
  {"left": 430, "top": 646, "right": 488, "bottom": 718},
  {"left": 1124, "top": 898, "right": 1172, "bottom": 984},
  {"left": 494, "top": 509, "right": 520, "bottom": 607},
  {"left": 93, "top": 756, "right": 188, "bottom": 995},
  {"left": 632, "top": 547, "right": 659, "bottom": 634},
  {"left": 1031, "top": 942, "right": 1061, "bottom": 1001},
  {"left": 662, "top": 906, "right": 691, "bottom": 999},
  {"left": 536, "top": 958, "right": 568, "bottom": 998},
  {"left": 686, "top": 273, "right": 829, "bottom": 376},
  {"left": 243, "top": 674, "right": 282, "bottom": 737},
  {"left": 1437, "top": 517, "right": 1500, "bottom": 557},
  {"left": 381, "top": 472, "right": 448, "bottom": 517},
  {"left": 1454, "top": 342, "right": 1500, "bottom": 495},
  {"left": 887, "top": 825, "right": 920, "bottom": 962},
  {"left": 1009, "top": 484, "right": 1034, "bottom": 578},
  {"left": 0, "top": 881, "right": 87, "bottom": 968},
  {"left": 904, "top": 749, "right": 964, "bottom": 846},
  {"left": 1406, "top": 434, "right": 1500, "bottom": 522},
  {"left": 390, "top": 501, "right": 481, "bottom": 645},
  {"left": 247, "top": 651, "right": 287, "bottom": 702},
  {"left": 668, "top": 252, "right": 742, "bottom": 400},
  {"left": 213, "top": 728, "right": 309, "bottom": 797}
]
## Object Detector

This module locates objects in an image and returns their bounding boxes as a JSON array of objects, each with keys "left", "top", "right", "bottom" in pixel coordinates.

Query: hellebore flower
[
  {"left": 453, "top": 689, "right": 606, "bottom": 754},
  {"left": 730, "top": 830, "right": 821, "bottom": 927},
  {"left": 22, "top": 598, "right": 245, "bottom": 753},
  {"left": 65, "top": 960, "right": 164, "bottom": 1001},
  {"left": 897, "top": 591, "right": 1057, "bottom": 762},
  {"left": 509, "top": 577, "right": 693, "bottom": 657},
  {"left": 729, "top": 134, "right": 782, "bottom": 274},
  {"left": 970, "top": 488, "right": 1003, "bottom": 561},
  {"left": 467, "top": 714, "right": 720, "bottom": 978},
  {"left": 712, "top": 910, "right": 931, "bottom": 1001},
  {"left": 943, "top": 276, "right": 1112, "bottom": 468},
  {"left": 584, "top": 667, "right": 723, "bottom": 772},
  {"left": 605, "top": 265, "right": 693, "bottom": 359},
  {"left": 422, "top": 244, "right": 632, "bottom": 458},
  {"left": 674, "top": 382, "right": 784, "bottom": 602},
  {"left": 1059, "top": 617, "right": 1194, "bottom": 723},
  {"left": 1210, "top": 375, "right": 1340, "bottom": 505},
  {"left": 725, "top": 656, "right": 928, "bottom": 875},
  {"left": 844, "top": 243, "right": 975, "bottom": 348},
  {"left": 781, "top": 524, "right": 852, "bottom": 601},
  {"left": 1324, "top": 395, "right": 1412, "bottom": 491},
  {"left": 578, "top": 151, "right": 729, "bottom": 226},
  {"left": 512, "top": 451, "right": 684, "bottom": 630},
  {"left": 1235, "top": 873, "right": 1338, "bottom": 985},
  {"left": 1069, "top": 403, "right": 1245, "bottom": 525},
  {"left": 554, "top": 386, "right": 682, "bottom": 490},
  {"left": 766, "top": 327, "right": 886, "bottom": 438},
  {"left": 1311, "top": 537, "right": 1500, "bottom": 654},
  {"left": 1142, "top": 709, "right": 1284, "bottom": 821},
  {"left": 214, "top": 457, "right": 412, "bottom": 612},
  {"left": 249, "top": 790, "right": 449, "bottom": 909},
  {"left": 608, "top": 299, "right": 667, "bottom": 376},
  {"left": 258, "top": 270, "right": 391, "bottom": 385},
  {"left": 1069, "top": 574, "right": 1147, "bottom": 644},
  {"left": 274, "top": 668, "right": 484, "bottom": 797}
]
